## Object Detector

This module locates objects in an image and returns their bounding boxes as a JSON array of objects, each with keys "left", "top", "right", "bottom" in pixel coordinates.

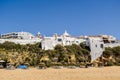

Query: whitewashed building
[
  {"left": 85, "top": 35, "right": 120, "bottom": 62},
  {"left": 1, "top": 31, "right": 120, "bottom": 62},
  {"left": 41, "top": 31, "right": 85, "bottom": 50},
  {"left": 101, "top": 35, "right": 120, "bottom": 48},
  {"left": 0, "top": 31, "right": 42, "bottom": 44},
  {"left": 86, "top": 37, "right": 105, "bottom": 62}
]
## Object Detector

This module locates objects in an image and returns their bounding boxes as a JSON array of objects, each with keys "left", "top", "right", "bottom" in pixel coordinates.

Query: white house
[
  {"left": 41, "top": 31, "right": 85, "bottom": 50},
  {"left": 1, "top": 31, "right": 120, "bottom": 62},
  {"left": 86, "top": 37, "right": 105, "bottom": 62},
  {"left": 85, "top": 35, "right": 120, "bottom": 62},
  {"left": 0, "top": 31, "right": 42, "bottom": 44}
]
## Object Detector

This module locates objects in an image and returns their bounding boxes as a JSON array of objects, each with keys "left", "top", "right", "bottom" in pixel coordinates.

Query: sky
[{"left": 0, "top": 0, "right": 120, "bottom": 39}]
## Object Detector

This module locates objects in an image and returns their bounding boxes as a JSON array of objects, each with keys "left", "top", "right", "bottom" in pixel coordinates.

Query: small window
[
  {"left": 58, "top": 38, "right": 62, "bottom": 42},
  {"left": 95, "top": 44, "right": 97, "bottom": 47},
  {"left": 111, "top": 41, "right": 115, "bottom": 43},
  {"left": 100, "top": 44, "right": 104, "bottom": 48},
  {"left": 76, "top": 41, "right": 79, "bottom": 43}
]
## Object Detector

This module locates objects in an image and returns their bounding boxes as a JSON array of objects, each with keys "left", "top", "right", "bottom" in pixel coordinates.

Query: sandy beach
[{"left": 0, "top": 66, "right": 120, "bottom": 80}]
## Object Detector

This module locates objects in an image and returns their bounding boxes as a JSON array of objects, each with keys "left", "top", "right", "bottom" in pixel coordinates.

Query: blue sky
[{"left": 0, "top": 0, "right": 120, "bottom": 39}]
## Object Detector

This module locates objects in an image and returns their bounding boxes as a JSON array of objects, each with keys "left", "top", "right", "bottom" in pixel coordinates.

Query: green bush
[
  {"left": 107, "top": 61, "right": 114, "bottom": 66},
  {"left": 115, "top": 62, "right": 120, "bottom": 66}
]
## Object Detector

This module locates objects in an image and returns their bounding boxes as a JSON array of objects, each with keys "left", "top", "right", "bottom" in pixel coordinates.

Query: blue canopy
[{"left": 17, "top": 65, "right": 28, "bottom": 69}]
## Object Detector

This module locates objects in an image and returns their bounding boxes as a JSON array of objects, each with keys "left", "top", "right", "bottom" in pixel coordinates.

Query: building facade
[
  {"left": 0, "top": 31, "right": 42, "bottom": 44},
  {"left": 0, "top": 31, "right": 120, "bottom": 62},
  {"left": 41, "top": 31, "right": 86, "bottom": 50}
]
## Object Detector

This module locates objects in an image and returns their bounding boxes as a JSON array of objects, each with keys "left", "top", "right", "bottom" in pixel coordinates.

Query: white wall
[
  {"left": 88, "top": 37, "right": 105, "bottom": 62},
  {"left": 0, "top": 39, "right": 42, "bottom": 45},
  {"left": 41, "top": 36, "right": 85, "bottom": 50}
]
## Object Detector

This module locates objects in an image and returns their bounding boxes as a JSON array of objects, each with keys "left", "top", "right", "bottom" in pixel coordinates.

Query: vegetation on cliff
[{"left": 0, "top": 41, "right": 120, "bottom": 67}]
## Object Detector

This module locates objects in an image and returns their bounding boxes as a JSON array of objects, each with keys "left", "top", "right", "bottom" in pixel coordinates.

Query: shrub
[{"left": 107, "top": 61, "right": 114, "bottom": 66}]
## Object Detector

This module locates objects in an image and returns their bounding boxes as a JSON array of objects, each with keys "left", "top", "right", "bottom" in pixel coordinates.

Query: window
[
  {"left": 58, "top": 38, "right": 62, "bottom": 42},
  {"left": 95, "top": 44, "right": 97, "bottom": 47},
  {"left": 100, "top": 44, "right": 104, "bottom": 49},
  {"left": 76, "top": 41, "right": 79, "bottom": 43},
  {"left": 111, "top": 41, "right": 115, "bottom": 43}
]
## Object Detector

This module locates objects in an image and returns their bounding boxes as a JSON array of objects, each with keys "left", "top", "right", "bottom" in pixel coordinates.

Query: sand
[{"left": 0, "top": 66, "right": 120, "bottom": 80}]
